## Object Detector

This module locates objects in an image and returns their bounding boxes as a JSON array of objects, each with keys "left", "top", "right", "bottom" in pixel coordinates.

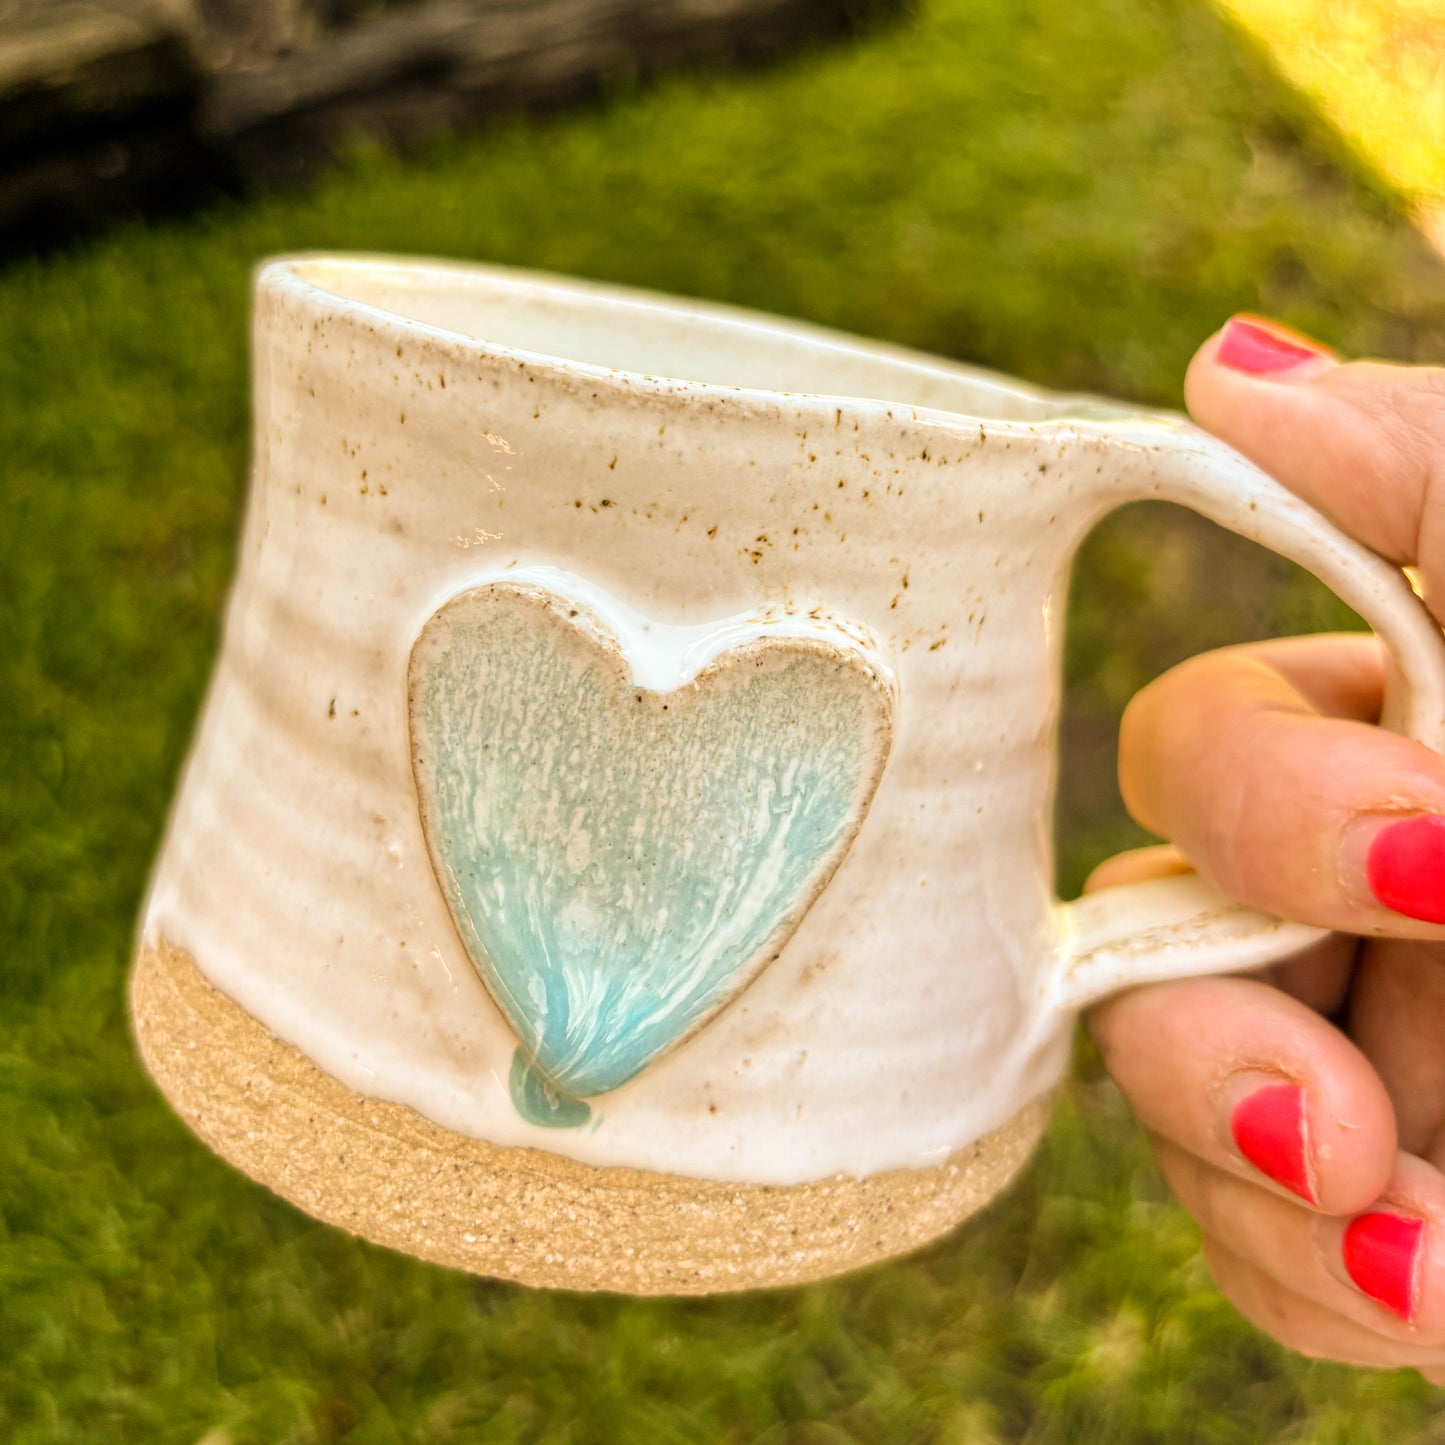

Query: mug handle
[{"left": 1049, "top": 420, "right": 1445, "bottom": 1013}]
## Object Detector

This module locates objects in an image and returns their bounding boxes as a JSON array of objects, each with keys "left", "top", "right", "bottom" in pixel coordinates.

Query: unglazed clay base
[{"left": 131, "top": 938, "right": 1052, "bottom": 1295}]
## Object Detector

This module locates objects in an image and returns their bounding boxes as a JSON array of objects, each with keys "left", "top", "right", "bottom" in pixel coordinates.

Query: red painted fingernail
[
  {"left": 1343, "top": 1211, "right": 1424, "bottom": 1321},
  {"left": 1216, "top": 316, "right": 1332, "bottom": 376},
  {"left": 1230, "top": 1083, "right": 1315, "bottom": 1203},
  {"left": 1366, "top": 815, "right": 1445, "bottom": 923}
]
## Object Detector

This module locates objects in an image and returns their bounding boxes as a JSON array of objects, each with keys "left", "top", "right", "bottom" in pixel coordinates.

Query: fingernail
[
  {"left": 1343, "top": 1211, "right": 1424, "bottom": 1321},
  {"left": 1365, "top": 815, "right": 1445, "bottom": 924},
  {"left": 1215, "top": 316, "right": 1334, "bottom": 377},
  {"left": 1230, "top": 1082, "right": 1316, "bottom": 1203}
]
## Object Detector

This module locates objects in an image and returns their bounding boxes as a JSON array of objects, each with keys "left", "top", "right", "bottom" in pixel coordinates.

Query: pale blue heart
[{"left": 408, "top": 583, "right": 891, "bottom": 1127}]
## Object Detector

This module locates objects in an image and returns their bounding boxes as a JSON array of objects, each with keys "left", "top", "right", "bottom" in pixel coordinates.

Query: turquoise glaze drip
[
  {"left": 409, "top": 584, "right": 890, "bottom": 1127},
  {"left": 509, "top": 1049, "right": 592, "bottom": 1128}
]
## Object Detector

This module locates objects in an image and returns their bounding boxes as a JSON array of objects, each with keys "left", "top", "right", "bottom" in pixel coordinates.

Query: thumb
[{"left": 1184, "top": 317, "right": 1445, "bottom": 617}]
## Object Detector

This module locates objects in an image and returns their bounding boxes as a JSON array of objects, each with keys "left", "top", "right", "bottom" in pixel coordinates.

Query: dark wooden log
[
  {"left": 0, "top": 0, "right": 201, "bottom": 156},
  {"left": 0, "top": 1, "right": 212, "bottom": 249},
  {"left": 204, "top": 0, "right": 901, "bottom": 188},
  {"left": 0, "top": 0, "right": 905, "bottom": 250}
]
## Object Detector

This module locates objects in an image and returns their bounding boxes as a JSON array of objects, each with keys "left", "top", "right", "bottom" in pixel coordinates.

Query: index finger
[{"left": 1185, "top": 319, "right": 1445, "bottom": 617}]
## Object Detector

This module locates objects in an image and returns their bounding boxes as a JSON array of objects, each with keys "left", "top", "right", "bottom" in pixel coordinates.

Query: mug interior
[{"left": 287, "top": 257, "right": 1131, "bottom": 425}]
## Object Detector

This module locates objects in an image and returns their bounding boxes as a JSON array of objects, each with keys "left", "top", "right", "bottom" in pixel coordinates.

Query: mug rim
[{"left": 260, "top": 251, "right": 1175, "bottom": 445}]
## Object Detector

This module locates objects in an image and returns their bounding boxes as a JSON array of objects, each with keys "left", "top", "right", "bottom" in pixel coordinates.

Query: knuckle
[
  {"left": 1116, "top": 693, "right": 1162, "bottom": 830},
  {"left": 1213, "top": 1270, "right": 1351, "bottom": 1363},
  {"left": 1117, "top": 650, "right": 1244, "bottom": 833},
  {"left": 1192, "top": 705, "right": 1301, "bottom": 901},
  {"left": 1407, "top": 1295, "right": 1445, "bottom": 1350},
  {"left": 1219, "top": 1273, "right": 1294, "bottom": 1342},
  {"left": 1293, "top": 1341, "right": 1396, "bottom": 1370},
  {"left": 1198, "top": 1232, "right": 1234, "bottom": 1287},
  {"left": 1338, "top": 367, "right": 1445, "bottom": 563},
  {"left": 1389, "top": 366, "right": 1445, "bottom": 432},
  {"left": 1081, "top": 993, "right": 1129, "bottom": 1061},
  {"left": 1342, "top": 364, "right": 1445, "bottom": 449},
  {"left": 1193, "top": 772, "right": 1253, "bottom": 896},
  {"left": 1157, "top": 1144, "right": 1230, "bottom": 1240}
]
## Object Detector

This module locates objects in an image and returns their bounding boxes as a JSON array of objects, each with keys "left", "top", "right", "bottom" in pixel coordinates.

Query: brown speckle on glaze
[{"left": 142, "top": 256, "right": 1373, "bottom": 1273}]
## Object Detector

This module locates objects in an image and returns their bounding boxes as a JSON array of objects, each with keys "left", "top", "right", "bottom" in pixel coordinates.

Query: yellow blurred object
[{"left": 1216, "top": 0, "right": 1445, "bottom": 238}]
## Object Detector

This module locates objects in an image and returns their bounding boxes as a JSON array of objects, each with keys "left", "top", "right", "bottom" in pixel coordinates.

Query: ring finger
[{"left": 1156, "top": 1139, "right": 1445, "bottom": 1342}]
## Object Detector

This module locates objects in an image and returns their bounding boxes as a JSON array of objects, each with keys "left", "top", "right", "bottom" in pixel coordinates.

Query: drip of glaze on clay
[{"left": 509, "top": 1049, "right": 592, "bottom": 1127}]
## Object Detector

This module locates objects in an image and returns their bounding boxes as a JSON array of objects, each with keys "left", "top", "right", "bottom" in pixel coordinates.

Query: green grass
[{"left": 4, "top": 0, "right": 1445, "bottom": 1438}]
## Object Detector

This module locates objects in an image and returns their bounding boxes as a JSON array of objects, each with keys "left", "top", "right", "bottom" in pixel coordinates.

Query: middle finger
[{"left": 1118, "top": 633, "right": 1445, "bottom": 936}]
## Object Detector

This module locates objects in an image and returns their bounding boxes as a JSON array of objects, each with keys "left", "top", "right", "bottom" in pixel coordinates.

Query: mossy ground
[{"left": 5, "top": 0, "right": 1445, "bottom": 1439}]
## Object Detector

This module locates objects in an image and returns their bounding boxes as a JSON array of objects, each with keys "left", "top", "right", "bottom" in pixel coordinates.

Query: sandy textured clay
[{"left": 131, "top": 937, "right": 1050, "bottom": 1294}]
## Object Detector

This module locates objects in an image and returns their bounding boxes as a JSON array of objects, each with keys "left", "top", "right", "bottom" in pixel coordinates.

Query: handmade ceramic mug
[{"left": 132, "top": 255, "right": 1445, "bottom": 1294}]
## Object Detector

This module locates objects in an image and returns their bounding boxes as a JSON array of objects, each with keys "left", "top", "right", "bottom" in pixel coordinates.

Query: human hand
[{"left": 1086, "top": 317, "right": 1445, "bottom": 1373}]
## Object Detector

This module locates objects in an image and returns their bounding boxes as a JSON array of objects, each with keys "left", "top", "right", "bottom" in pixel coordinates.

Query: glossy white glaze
[{"left": 141, "top": 256, "right": 1445, "bottom": 1185}]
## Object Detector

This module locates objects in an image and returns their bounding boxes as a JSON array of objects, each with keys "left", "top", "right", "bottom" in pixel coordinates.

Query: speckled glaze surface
[{"left": 134, "top": 256, "right": 1445, "bottom": 1287}]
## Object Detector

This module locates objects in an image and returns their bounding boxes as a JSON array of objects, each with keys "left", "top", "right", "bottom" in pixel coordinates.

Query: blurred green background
[{"left": 6, "top": 0, "right": 1445, "bottom": 1438}]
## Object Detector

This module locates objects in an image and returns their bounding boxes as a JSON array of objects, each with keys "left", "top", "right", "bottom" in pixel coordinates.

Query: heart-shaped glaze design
[{"left": 408, "top": 582, "right": 892, "bottom": 1127}]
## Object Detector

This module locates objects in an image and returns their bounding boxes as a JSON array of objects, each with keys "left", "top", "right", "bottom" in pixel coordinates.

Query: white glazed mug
[{"left": 132, "top": 255, "right": 1445, "bottom": 1294}]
